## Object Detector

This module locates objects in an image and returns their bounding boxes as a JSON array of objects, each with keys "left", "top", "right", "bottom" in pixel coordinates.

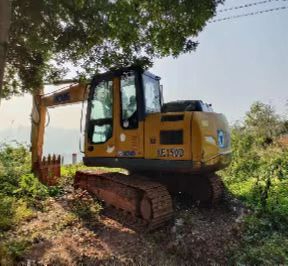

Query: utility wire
[
  {"left": 210, "top": 5, "right": 288, "bottom": 23},
  {"left": 218, "top": 0, "right": 286, "bottom": 13}
]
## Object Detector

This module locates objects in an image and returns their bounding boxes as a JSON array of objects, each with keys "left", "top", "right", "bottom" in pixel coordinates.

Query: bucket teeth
[{"left": 36, "top": 154, "right": 61, "bottom": 186}]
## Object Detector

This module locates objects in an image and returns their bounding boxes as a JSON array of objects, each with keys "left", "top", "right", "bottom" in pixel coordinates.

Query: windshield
[{"left": 142, "top": 74, "right": 161, "bottom": 114}]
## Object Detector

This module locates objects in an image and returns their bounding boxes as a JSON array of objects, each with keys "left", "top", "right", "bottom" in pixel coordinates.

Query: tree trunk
[{"left": 0, "top": 0, "right": 11, "bottom": 97}]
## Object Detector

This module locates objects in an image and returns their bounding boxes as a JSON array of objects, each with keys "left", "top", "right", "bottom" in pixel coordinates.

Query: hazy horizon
[{"left": 1, "top": 0, "right": 287, "bottom": 140}]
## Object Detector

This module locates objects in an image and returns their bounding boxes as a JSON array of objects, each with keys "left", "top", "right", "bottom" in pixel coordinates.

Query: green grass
[
  {"left": 222, "top": 176, "right": 288, "bottom": 265},
  {"left": 221, "top": 145, "right": 288, "bottom": 265}
]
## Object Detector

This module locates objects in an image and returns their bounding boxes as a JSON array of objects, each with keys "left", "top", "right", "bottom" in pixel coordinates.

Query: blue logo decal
[
  {"left": 54, "top": 92, "right": 70, "bottom": 104},
  {"left": 217, "top": 130, "right": 225, "bottom": 148}
]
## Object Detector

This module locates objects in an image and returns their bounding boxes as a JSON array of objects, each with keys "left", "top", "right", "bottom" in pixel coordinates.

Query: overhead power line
[
  {"left": 218, "top": 0, "right": 286, "bottom": 13},
  {"left": 210, "top": 5, "right": 288, "bottom": 23}
]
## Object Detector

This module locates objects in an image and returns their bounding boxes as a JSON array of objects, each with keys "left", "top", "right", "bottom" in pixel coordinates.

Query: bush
[
  {"left": 14, "top": 174, "right": 49, "bottom": 200},
  {"left": 0, "top": 196, "right": 15, "bottom": 231},
  {"left": 231, "top": 232, "right": 288, "bottom": 265},
  {"left": 0, "top": 143, "right": 31, "bottom": 196},
  {"left": 220, "top": 102, "right": 288, "bottom": 265},
  {"left": 0, "top": 196, "right": 34, "bottom": 231},
  {"left": 0, "top": 239, "right": 31, "bottom": 265},
  {"left": 0, "top": 143, "right": 49, "bottom": 231}
]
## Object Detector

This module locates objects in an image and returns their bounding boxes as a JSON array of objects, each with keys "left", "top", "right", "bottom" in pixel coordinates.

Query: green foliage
[
  {"left": 0, "top": 143, "right": 30, "bottom": 195},
  {"left": 224, "top": 142, "right": 288, "bottom": 264},
  {"left": 0, "top": 196, "right": 35, "bottom": 231},
  {"left": 224, "top": 128, "right": 261, "bottom": 183},
  {"left": 14, "top": 174, "right": 49, "bottom": 200},
  {"left": 0, "top": 196, "right": 15, "bottom": 231},
  {"left": 0, "top": 143, "right": 48, "bottom": 231},
  {"left": 3, "top": 0, "right": 224, "bottom": 98},
  {"left": 221, "top": 101, "right": 288, "bottom": 265},
  {"left": 71, "top": 195, "right": 102, "bottom": 221},
  {"left": 0, "top": 239, "right": 31, "bottom": 265},
  {"left": 244, "top": 101, "right": 285, "bottom": 146},
  {"left": 231, "top": 230, "right": 288, "bottom": 265},
  {"left": 222, "top": 102, "right": 288, "bottom": 202}
]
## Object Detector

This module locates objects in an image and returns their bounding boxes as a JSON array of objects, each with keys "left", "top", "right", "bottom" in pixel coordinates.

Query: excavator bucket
[{"left": 36, "top": 154, "right": 61, "bottom": 186}]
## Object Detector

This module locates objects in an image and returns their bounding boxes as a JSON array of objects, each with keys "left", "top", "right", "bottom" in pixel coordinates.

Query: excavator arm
[{"left": 31, "top": 82, "right": 89, "bottom": 184}]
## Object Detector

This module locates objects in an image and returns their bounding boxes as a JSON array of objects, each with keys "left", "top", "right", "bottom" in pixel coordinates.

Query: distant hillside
[{"left": 0, "top": 126, "right": 83, "bottom": 164}]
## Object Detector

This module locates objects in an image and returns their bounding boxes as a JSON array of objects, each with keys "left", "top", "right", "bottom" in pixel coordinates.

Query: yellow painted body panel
[
  {"left": 85, "top": 108, "right": 231, "bottom": 170},
  {"left": 41, "top": 83, "right": 88, "bottom": 107},
  {"left": 116, "top": 121, "right": 144, "bottom": 157},
  {"left": 191, "top": 112, "right": 231, "bottom": 167},
  {"left": 143, "top": 111, "right": 231, "bottom": 165},
  {"left": 144, "top": 113, "right": 192, "bottom": 160}
]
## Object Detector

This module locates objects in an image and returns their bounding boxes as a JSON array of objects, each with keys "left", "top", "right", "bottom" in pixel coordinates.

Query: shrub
[
  {"left": 0, "top": 144, "right": 48, "bottom": 231},
  {"left": 14, "top": 174, "right": 49, "bottom": 200},
  {"left": 230, "top": 222, "right": 288, "bottom": 265},
  {"left": 0, "top": 196, "right": 34, "bottom": 231},
  {"left": 0, "top": 196, "right": 15, "bottom": 231},
  {"left": 0, "top": 239, "right": 31, "bottom": 265},
  {"left": 221, "top": 102, "right": 288, "bottom": 265},
  {"left": 0, "top": 143, "right": 31, "bottom": 196}
]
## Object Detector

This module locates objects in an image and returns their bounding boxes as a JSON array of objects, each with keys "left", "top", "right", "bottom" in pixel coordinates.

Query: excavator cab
[
  {"left": 83, "top": 66, "right": 231, "bottom": 175},
  {"left": 85, "top": 67, "right": 161, "bottom": 163}
]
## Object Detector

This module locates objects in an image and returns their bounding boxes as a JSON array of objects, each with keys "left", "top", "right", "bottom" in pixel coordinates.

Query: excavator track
[
  {"left": 207, "top": 174, "right": 224, "bottom": 205},
  {"left": 74, "top": 170, "right": 173, "bottom": 230},
  {"left": 157, "top": 172, "right": 224, "bottom": 205}
]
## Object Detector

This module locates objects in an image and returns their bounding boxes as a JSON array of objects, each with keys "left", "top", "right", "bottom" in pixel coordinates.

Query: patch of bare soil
[{"left": 7, "top": 188, "right": 245, "bottom": 265}]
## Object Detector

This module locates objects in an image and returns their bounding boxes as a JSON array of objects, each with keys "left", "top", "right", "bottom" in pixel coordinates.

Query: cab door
[
  {"left": 115, "top": 72, "right": 144, "bottom": 158},
  {"left": 85, "top": 77, "right": 117, "bottom": 157}
]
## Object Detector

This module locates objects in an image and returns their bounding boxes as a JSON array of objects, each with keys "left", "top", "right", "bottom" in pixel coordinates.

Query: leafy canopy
[
  {"left": 244, "top": 101, "right": 285, "bottom": 144},
  {"left": 3, "top": 0, "right": 223, "bottom": 98}
]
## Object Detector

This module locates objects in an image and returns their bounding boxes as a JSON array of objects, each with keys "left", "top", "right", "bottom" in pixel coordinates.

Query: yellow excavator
[{"left": 31, "top": 66, "right": 232, "bottom": 229}]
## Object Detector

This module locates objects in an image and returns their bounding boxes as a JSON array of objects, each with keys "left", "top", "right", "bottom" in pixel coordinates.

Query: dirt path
[{"left": 5, "top": 189, "right": 244, "bottom": 265}]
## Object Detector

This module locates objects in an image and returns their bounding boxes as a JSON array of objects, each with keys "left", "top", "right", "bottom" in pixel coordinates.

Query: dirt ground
[{"left": 4, "top": 188, "right": 245, "bottom": 266}]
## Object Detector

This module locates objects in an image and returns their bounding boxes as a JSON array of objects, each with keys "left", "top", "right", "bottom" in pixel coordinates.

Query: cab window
[
  {"left": 120, "top": 73, "right": 138, "bottom": 129},
  {"left": 143, "top": 74, "right": 161, "bottom": 114},
  {"left": 89, "top": 80, "right": 113, "bottom": 143}
]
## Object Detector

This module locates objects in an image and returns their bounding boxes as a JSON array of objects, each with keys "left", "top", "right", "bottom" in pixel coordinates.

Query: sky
[{"left": 0, "top": 0, "right": 288, "bottom": 134}]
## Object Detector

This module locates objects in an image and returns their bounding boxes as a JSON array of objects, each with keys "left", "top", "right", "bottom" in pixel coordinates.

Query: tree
[
  {"left": 2, "top": 0, "right": 223, "bottom": 98},
  {"left": 0, "top": 0, "right": 11, "bottom": 94},
  {"left": 244, "top": 101, "right": 284, "bottom": 145}
]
